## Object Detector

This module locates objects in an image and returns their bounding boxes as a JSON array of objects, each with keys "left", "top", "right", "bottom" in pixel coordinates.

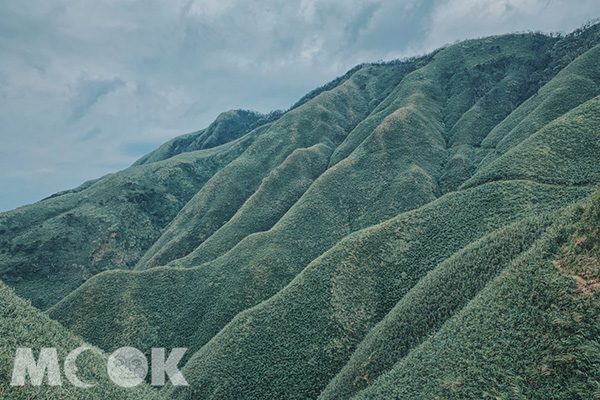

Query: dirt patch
[{"left": 553, "top": 259, "right": 600, "bottom": 297}]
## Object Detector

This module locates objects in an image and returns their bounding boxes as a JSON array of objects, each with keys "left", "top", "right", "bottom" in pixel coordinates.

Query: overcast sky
[{"left": 1, "top": 0, "right": 599, "bottom": 211}]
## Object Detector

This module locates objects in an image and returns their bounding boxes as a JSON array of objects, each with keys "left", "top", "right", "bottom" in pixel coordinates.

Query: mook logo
[{"left": 10, "top": 346, "right": 188, "bottom": 388}]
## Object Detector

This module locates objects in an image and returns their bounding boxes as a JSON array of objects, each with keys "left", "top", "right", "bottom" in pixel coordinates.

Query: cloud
[
  {"left": 188, "top": 0, "right": 237, "bottom": 18},
  {"left": 423, "top": 0, "right": 600, "bottom": 51},
  {"left": 344, "top": 3, "right": 380, "bottom": 45},
  {"left": 79, "top": 127, "right": 102, "bottom": 142},
  {"left": 69, "top": 77, "right": 126, "bottom": 122}
]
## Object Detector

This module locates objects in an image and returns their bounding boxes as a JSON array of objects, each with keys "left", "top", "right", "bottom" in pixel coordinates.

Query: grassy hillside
[
  {"left": 161, "top": 182, "right": 591, "bottom": 400},
  {"left": 132, "top": 61, "right": 414, "bottom": 271},
  {"left": 352, "top": 191, "right": 600, "bottom": 400},
  {"left": 2, "top": 22, "right": 600, "bottom": 400},
  {"left": 169, "top": 143, "right": 333, "bottom": 266},
  {"left": 330, "top": 34, "right": 554, "bottom": 169},
  {"left": 0, "top": 281, "right": 163, "bottom": 399},
  {"left": 0, "top": 135, "right": 254, "bottom": 309},
  {"left": 48, "top": 33, "right": 566, "bottom": 362},
  {"left": 319, "top": 214, "right": 555, "bottom": 400},
  {"left": 464, "top": 93, "right": 600, "bottom": 188}
]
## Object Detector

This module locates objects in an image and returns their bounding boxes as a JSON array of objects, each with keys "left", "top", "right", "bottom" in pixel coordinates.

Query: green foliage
[
  {"left": 545, "top": 19, "right": 600, "bottom": 77},
  {"left": 558, "top": 188, "right": 600, "bottom": 281},
  {"left": 477, "top": 41, "right": 600, "bottom": 170},
  {"left": 160, "top": 182, "right": 590, "bottom": 400},
  {"left": 0, "top": 138, "right": 250, "bottom": 309},
  {"left": 320, "top": 214, "right": 556, "bottom": 400},
  {"left": 132, "top": 62, "right": 410, "bottom": 271},
  {"left": 0, "top": 281, "right": 163, "bottom": 399},
  {"left": 289, "top": 64, "right": 366, "bottom": 110},
  {"left": 465, "top": 94, "right": 600, "bottom": 188},
  {"left": 170, "top": 143, "right": 333, "bottom": 266},
  {"left": 353, "top": 197, "right": 600, "bottom": 400}
]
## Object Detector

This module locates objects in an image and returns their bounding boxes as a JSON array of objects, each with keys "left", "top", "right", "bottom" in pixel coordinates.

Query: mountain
[
  {"left": 0, "top": 281, "right": 162, "bottom": 399},
  {"left": 1, "top": 22, "right": 600, "bottom": 399}
]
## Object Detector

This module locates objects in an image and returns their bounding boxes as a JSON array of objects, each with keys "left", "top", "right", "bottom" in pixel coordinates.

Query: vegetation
[
  {"left": 169, "top": 143, "right": 333, "bottom": 266},
  {"left": 0, "top": 137, "right": 252, "bottom": 309},
  {"left": 320, "top": 214, "right": 557, "bottom": 399},
  {"left": 163, "top": 183, "right": 592, "bottom": 400},
  {"left": 132, "top": 62, "right": 411, "bottom": 271},
  {"left": 133, "top": 109, "right": 283, "bottom": 166},
  {"left": 472, "top": 42, "right": 600, "bottom": 176},
  {"left": 353, "top": 194, "right": 600, "bottom": 399},
  {"left": 465, "top": 93, "right": 600, "bottom": 188},
  {"left": 0, "top": 281, "right": 163, "bottom": 399},
  {"left": 2, "top": 22, "right": 600, "bottom": 399}
]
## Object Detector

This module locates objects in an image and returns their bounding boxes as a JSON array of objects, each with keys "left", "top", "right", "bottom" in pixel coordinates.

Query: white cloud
[
  {"left": 188, "top": 0, "right": 237, "bottom": 18},
  {"left": 424, "top": 0, "right": 600, "bottom": 51}
]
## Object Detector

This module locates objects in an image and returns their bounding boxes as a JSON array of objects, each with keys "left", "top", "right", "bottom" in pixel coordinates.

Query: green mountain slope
[
  {"left": 353, "top": 191, "right": 600, "bottom": 400},
  {"left": 0, "top": 281, "right": 163, "bottom": 399},
  {"left": 0, "top": 136, "right": 253, "bottom": 309},
  {"left": 319, "top": 215, "right": 555, "bottom": 400},
  {"left": 162, "top": 182, "right": 592, "bottom": 400},
  {"left": 1, "top": 22, "right": 600, "bottom": 400},
  {"left": 170, "top": 143, "right": 333, "bottom": 265},
  {"left": 48, "top": 33, "right": 564, "bottom": 363},
  {"left": 464, "top": 93, "right": 600, "bottom": 188},
  {"left": 132, "top": 62, "right": 413, "bottom": 271}
]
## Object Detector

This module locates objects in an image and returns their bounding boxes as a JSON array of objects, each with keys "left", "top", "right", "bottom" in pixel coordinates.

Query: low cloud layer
[{"left": 1, "top": 0, "right": 599, "bottom": 211}]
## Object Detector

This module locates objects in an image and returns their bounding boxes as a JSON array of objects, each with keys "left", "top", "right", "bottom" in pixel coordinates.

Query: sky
[{"left": 1, "top": 0, "right": 600, "bottom": 211}]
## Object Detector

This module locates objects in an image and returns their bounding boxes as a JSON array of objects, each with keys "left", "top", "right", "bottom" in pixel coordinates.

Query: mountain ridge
[{"left": 1, "top": 23, "right": 600, "bottom": 399}]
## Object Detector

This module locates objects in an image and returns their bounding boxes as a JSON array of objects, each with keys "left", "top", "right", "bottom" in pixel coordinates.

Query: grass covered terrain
[
  {"left": 2, "top": 22, "right": 600, "bottom": 399},
  {"left": 0, "top": 281, "right": 163, "bottom": 399},
  {"left": 132, "top": 61, "right": 415, "bottom": 271},
  {"left": 163, "top": 183, "right": 592, "bottom": 400},
  {"left": 0, "top": 136, "right": 253, "bottom": 309},
  {"left": 133, "top": 109, "right": 283, "bottom": 166},
  {"left": 319, "top": 214, "right": 557, "bottom": 399},
  {"left": 49, "top": 32, "right": 573, "bottom": 362},
  {"left": 49, "top": 182, "right": 592, "bottom": 374},
  {"left": 464, "top": 93, "right": 600, "bottom": 188},
  {"left": 353, "top": 192, "right": 600, "bottom": 400},
  {"left": 169, "top": 143, "right": 334, "bottom": 266}
]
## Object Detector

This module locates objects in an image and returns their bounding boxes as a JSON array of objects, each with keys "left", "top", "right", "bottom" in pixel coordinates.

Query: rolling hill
[{"left": 1, "top": 22, "right": 600, "bottom": 399}]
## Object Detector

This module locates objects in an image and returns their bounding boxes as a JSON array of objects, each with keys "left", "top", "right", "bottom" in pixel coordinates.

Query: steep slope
[
  {"left": 319, "top": 215, "right": 554, "bottom": 399},
  {"left": 0, "top": 31, "right": 580, "bottom": 311},
  {"left": 0, "top": 281, "right": 163, "bottom": 399},
  {"left": 464, "top": 93, "right": 600, "bottom": 188},
  {"left": 352, "top": 190, "right": 600, "bottom": 400},
  {"left": 133, "top": 62, "right": 414, "bottom": 270},
  {"left": 478, "top": 42, "right": 600, "bottom": 164},
  {"left": 0, "top": 134, "right": 254, "bottom": 309},
  {"left": 48, "top": 34, "right": 561, "bottom": 367},
  {"left": 330, "top": 34, "right": 553, "bottom": 171},
  {"left": 162, "top": 182, "right": 591, "bottom": 400},
  {"left": 169, "top": 143, "right": 333, "bottom": 265}
]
